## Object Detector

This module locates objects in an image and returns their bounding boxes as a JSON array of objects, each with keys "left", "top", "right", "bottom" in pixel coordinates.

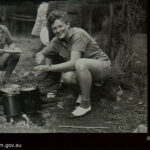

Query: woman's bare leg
[
  {"left": 61, "top": 58, "right": 111, "bottom": 110},
  {"left": 75, "top": 58, "right": 111, "bottom": 109}
]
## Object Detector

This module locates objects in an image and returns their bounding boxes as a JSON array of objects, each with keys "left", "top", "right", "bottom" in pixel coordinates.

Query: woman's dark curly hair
[{"left": 47, "top": 10, "right": 71, "bottom": 27}]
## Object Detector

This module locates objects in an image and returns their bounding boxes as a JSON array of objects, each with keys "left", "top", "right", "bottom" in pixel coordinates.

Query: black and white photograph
[{"left": 0, "top": 0, "right": 147, "bottom": 134}]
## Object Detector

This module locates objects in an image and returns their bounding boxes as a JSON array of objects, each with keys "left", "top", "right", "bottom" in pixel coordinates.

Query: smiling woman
[
  {"left": 51, "top": 19, "right": 70, "bottom": 40},
  {"left": 47, "top": 10, "right": 71, "bottom": 40},
  {"left": 35, "top": 10, "right": 111, "bottom": 117}
]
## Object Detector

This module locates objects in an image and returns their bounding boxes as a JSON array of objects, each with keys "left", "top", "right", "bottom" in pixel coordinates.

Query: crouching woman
[
  {"left": 35, "top": 10, "right": 111, "bottom": 117},
  {"left": 0, "top": 25, "right": 20, "bottom": 83}
]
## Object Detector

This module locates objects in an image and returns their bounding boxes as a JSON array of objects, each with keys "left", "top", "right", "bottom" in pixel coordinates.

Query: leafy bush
[{"left": 94, "top": 0, "right": 147, "bottom": 97}]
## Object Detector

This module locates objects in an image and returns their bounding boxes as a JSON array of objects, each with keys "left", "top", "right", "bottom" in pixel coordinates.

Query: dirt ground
[{"left": 0, "top": 34, "right": 147, "bottom": 133}]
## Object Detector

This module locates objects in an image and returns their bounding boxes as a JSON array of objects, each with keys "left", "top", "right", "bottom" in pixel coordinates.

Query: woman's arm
[
  {"left": 35, "top": 38, "right": 57, "bottom": 64},
  {"left": 49, "top": 51, "right": 81, "bottom": 72},
  {"left": 34, "top": 51, "right": 81, "bottom": 73}
]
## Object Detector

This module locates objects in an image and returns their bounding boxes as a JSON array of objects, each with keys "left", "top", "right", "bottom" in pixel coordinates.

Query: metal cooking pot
[
  {"left": 2, "top": 93, "right": 23, "bottom": 117},
  {"left": 20, "top": 86, "right": 41, "bottom": 113}
]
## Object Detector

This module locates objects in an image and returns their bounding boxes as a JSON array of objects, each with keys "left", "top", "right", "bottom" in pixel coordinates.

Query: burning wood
[{"left": 6, "top": 114, "right": 33, "bottom": 128}]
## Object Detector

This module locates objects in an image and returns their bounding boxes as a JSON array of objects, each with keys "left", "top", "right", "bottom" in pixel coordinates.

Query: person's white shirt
[{"left": 40, "top": 26, "right": 49, "bottom": 46}]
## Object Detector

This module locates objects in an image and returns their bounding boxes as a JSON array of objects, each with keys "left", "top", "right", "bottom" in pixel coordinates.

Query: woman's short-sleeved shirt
[
  {"left": 0, "top": 25, "right": 13, "bottom": 49},
  {"left": 42, "top": 27, "right": 110, "bottom": 62}
]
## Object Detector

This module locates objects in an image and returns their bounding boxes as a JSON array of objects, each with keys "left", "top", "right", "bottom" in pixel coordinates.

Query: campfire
[
  {"left": 7, "top": 114, "right": 31, "bottom": 128},
  {"left": 0, "top": 83, "right": 43, "bottom": 126}
]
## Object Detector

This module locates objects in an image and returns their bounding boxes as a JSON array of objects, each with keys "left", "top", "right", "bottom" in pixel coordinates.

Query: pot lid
[
  {"left": 20, "top": 84, "right": 37, "bottom": 91},
  {"left": 20, "top": 87, "right": 36, "bottom": 91},
  {"left": 0, "top": 84, "right": 20, "bottom": 94}
]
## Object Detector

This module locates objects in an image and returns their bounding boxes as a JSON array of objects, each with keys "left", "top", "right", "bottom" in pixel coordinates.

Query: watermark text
[{"left": 0, "top": 143, "right": 22, "bottom": 149}]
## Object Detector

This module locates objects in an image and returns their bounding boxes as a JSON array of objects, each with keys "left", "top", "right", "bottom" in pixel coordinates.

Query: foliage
[
  {"left": 108, "top": 0, "right": 147, "bottom": 96},
  {"left": 79, "top": 0, "right": 147, "bottom": 95},
  {"left": 127, "top": 0, "right": 147, "bottom": 33}
]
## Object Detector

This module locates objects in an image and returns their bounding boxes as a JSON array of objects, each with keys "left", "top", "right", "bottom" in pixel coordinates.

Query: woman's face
[{"left": 51, "top": 19, "right": 70, "bottom": 40}]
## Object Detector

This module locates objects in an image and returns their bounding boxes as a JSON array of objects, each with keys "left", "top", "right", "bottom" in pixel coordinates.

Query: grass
[{"left": 0, "top": 33, "right": 147, "bottom": 133}]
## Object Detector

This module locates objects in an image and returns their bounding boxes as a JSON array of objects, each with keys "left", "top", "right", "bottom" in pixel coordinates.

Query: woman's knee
[
  {"left": 61, "top": 72, "right": 76, "bottom": 84},
  {"left": 75, "top": 59, "right": 87, "bottom": 72}
]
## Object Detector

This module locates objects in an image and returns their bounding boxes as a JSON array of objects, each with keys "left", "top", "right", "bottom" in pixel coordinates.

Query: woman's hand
[
  {"left": 8, "top": 43, "right": 16, "bottom": 50},
  {"left": 35, "top": 52, "right": 45, "bottom": 65},
  {"left": 34, "top": 65, "right": 51, "bottom": 75}
]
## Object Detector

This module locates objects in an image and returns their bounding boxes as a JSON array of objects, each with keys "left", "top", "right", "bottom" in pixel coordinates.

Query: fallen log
[{"left": 59, "top": 125, "right": 109, "bottom": 129}]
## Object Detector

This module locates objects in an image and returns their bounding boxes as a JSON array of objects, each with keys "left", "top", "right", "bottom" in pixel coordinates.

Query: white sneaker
[
  {"left": 72, "top": 106, "right": 91, "bottom": 117},
  {"left": 76, "top": 95, "right": 82, "bottom": 104}
]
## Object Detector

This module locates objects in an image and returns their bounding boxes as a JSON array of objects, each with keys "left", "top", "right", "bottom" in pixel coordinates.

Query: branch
[{"left": 59, "top": 125, "right": 109, "bottom": 129}]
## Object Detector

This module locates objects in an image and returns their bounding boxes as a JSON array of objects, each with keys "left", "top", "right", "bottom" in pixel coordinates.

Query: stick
[
  {"left": 59, "top": 125, "right": 109, "bottom": 129},
  {"left": 0, "top": 49, "right": 22, "bottom": 53}
]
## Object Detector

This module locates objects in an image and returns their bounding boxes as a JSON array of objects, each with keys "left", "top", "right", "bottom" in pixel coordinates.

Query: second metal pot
[
  {"left": 20, "top": 86, "right": 41, "bottom": 113},
  {"left": 2, "top": 93, "right": 23, "bottom": 117}
]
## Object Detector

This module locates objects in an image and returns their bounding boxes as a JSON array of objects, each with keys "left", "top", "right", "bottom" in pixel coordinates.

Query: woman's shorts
[{"left": 96, "top": 58, "right": 111, "bottom": 79}]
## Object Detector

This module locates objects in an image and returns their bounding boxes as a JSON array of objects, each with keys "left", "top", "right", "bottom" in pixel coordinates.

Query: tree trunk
[
  {"left": 127, "top": 0, "right": 130, "bottom": 49},
  {"left": 121, "top": 0, "right": 126, "bottom": 17},
  {"left": 88, "top": 3, "right": 94, "bottom": 34},
  {"left": 106, "top": 3, "right": 114, "bottom": 58}
]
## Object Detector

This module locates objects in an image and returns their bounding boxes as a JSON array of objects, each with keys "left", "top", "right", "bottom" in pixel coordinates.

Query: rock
[
  {"left": 138, "top": 101, "right": 143, "bottom": 105},
  {"left": 117, "top": 86, "right": 123, "bottom": 96},
  {"left": 0, "top": 71, "right": 5, "bottom": 76},
  {"left": 136, "top": 61, "right": 141, "bottom": 64},
  {"left": 127, "top": 97, "right": 133, "bottom": 101},
  {"left": 116, "top": 96, "right": 122, "bottom": 102},
  {"left": 22, "top": 114, "right": 30, "bottom": 123},
  {"left": 57, "top": 101, "right": 64, "bottom": 109},
  {"left": 41, "top": 112, "right": 51, "bottom": 118},
  {"left": 12, "top": 70, "right": 17, "bottom": 74},
  {"left": 113, "top": 106, "right": 120, "bottom": 110},
  {"left": 116, "top": 86, "right": 123, "bottom": 102},
  {"left": 133, "top": 124, "right": 147, "bottom": 133},
  {"left": 0, "top": 116, "right": 7, "bottom": 124},
  {"left": 14, "top": 120, "right": 27, "bottom": 128},
  {"left": 22, "top": 72, "right": 30, "bottom": 77},
  {"left": 66, "top": 94, "right": 74, "bottom": 99}
]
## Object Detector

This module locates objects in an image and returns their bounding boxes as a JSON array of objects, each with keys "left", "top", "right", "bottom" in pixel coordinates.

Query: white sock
[{"left": 76, "top": 95, "right": 82, "bottom": 103}]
